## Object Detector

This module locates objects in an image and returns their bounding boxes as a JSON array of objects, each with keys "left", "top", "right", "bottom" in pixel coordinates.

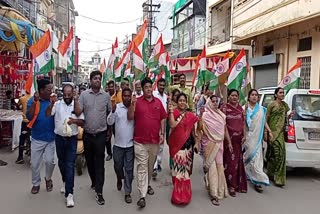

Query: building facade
[
  {"left": 171, "top": 0, "right": 206, "bottom": 59},
  {"left": 232, "top": 0, "right": 320, "bottom": 89}
]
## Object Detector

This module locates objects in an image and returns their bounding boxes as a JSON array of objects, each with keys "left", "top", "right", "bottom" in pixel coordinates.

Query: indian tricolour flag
[
  {"left": 29, "top": 30, "right": 54, "bottom": 75},
  {"left": 279, "top": 60, "right": 301, "bottom": 92},
  {"left": 100, "top": 58, "right": 107, "bottom": 88},
  {"left": 133, "top": 20, "right": 148, "bottom": 64},
  {"left": 158, "top": 52, "right": 171, "bottom": 88},
  {"left": 105, "top": 45, "right": 115, "bottom": 83},
  {"left": 197, "top": 46, "right": 216, "bottom": 89},
  {"left": 208, "top": 56, "right": 229, "bottom": 91},
  {"left": 114, "top": 42, "right": 131, "bottom": 81},
  {"left": 228, "top": 48, "right": 247, "bottom": 91},
  {"left": 148, "top": 34, "right": 163, "bottom": 74},
  {"left": 25, "top": 63, "right": 37, "bottom": 95},
  {"left": 191, "top": 54, "right": 200, "bottom": 92},
  {"left": 132, "top": 42, "right": 145, "bottom": 81},
  {"left": 58, "top": 27, "right": 74, "bottom": 73},
  {"left": 113, "top": 37, "right": 120, "bottom": 72}
]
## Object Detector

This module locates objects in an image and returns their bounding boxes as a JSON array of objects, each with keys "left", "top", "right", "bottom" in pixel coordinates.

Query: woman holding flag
[
  {"left": 168, "top": 93, "right": 198, "bottom": 205},
  {"left": 221, "top": 89, "right": 247, "bottom": 197}
]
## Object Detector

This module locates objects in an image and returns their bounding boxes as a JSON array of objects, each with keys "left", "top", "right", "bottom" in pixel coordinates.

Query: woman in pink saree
[
  {"left": 168, "top": 93, "right": 198, "bottom": 205},
  {"left": 196, "top": 95, "right": 230, "bottom": 206}
]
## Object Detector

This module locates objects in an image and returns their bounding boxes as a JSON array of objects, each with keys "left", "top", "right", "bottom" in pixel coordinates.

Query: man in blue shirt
[{"left": 27, "top": 79, "right": 55, "bottom": 194}]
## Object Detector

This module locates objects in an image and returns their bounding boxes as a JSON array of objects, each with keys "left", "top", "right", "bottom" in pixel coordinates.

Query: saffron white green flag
[
  {"left": 114, "top": 42, "right": 131, "bottom": 82},
  {"left": 148, "top": 34, "right": 163, "bottom": 74},
  {"left": 132, "top": 42, "right": 145, "bottom": 81},
  {"left": 228, "top": 49, "right": 247, "bottom": 91},
  {"left": 133, "top": 20, "right": 148, "bottom": 64},
  {"left": 278, "top": 60, "right": 301, "bottom": 92},
  {"left": 240, "top": 66, "right": 252, "bottom": 106},
  {"left": 159, "top": 52, "right": 171, "bottom": 87},
  {"left": 191, "top": 55, "right": 200, "bottom": 92},
  {"left": 29, "top": 30, "right": 54, "bottom": 75},
  {"left": 58, "top": 27, "right": 74, "bottom": 73}
]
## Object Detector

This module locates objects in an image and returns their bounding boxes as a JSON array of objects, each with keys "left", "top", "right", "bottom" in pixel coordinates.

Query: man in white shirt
[
  {"left": 46, "top": 84, "right": 84, "bottom": 208},
  {"left": 107, "top": 88, "right": 134, "bottom": 204},
  {"left": 135, "top": 80, "right": 143, "bottom": 98},
  {"left": 152, "top": 78, "right": 167, "bottom": 179}
]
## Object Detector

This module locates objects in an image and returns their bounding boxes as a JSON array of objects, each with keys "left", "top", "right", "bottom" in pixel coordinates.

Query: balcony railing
[{"left": 1, "top": 0, "right": 37, "bottom": 24}]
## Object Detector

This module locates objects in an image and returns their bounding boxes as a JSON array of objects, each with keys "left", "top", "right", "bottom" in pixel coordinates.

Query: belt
[
  {"left": 84, "top": 130, "right": 106, "bottom": 137},
  {"left": 57, "top": 134, "right": 77, "bottom": 140}
]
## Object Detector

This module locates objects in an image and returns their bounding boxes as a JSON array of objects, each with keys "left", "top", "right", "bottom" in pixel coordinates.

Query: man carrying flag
[
  {"left": 27, "top": 79, "right": 55, "bottom": 194},
  {"left": 27, "top": 30, "right": 56, "bottom": 195}
]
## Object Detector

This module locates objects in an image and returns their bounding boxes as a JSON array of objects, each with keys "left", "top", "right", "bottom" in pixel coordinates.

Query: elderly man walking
[
  {"left": 74, "top": 70, "right": 112, "bottom": 205},
  {"left": 46, "top": 83, "right": 84, "bottom": 207}
]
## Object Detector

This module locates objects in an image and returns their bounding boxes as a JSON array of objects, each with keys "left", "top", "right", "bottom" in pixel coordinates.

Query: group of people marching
[{"left": 20, "top": 69, "right": 293, "bottom": 208}]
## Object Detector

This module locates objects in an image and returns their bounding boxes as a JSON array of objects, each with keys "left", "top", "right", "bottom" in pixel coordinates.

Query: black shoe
[
  {"left": 137, "top": 197, "right": 146, "bottom": 208},
  {"left": 15, "top": 158, "right": 24, "bottom": 164},
  {"left": 105, "top": 155, "right": 112, "bottom": 161},
  {"left": 95, "top": 193, "right": 105, "bottom": 205},
  {"left": 125, "top": 194, "right": 132, "bottom": 204},
  {"left": 117, "top": 179, "right": 122, "bottom": 191},
  {"left": 152, "top": 169, "right": 157, "bottom": 179},
  {"left": 147, "top": 185, "right": 154, "bottom": 195},
  {"left": 157, "top": 164, "right": 162, "bottom": 172}
]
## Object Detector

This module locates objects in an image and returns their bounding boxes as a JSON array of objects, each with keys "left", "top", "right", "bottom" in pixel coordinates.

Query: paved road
[{"left": 1, "top": 144, "right": 320, "bottom": 214}]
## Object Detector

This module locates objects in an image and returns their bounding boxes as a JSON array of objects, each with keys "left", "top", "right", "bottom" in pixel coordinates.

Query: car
[{"left": 258, "top": 87, "right": 320, "bottom": 168}]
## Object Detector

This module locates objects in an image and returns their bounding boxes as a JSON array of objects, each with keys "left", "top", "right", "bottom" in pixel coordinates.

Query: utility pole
[{"left": 142, "top": 0, "right": 160, "bottom": 58}]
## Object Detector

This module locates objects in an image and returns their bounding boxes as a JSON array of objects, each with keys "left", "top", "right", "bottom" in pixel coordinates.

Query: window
[
  {"left": 298, "top": 37, "right": 312, "bottom": 52},
  {"left": 209, "top": 0, "right": 231, "bottom": 45},
  {"left": 261, "top": 94, "right": 274, "bottom": 108},
  {"left": 263, "top": 45, "right": 274, "bottom": 55},
  {"left": 298, "top": 56, "right": 311, "bottom": 89},
  {"left": 292, "top": 94, "right": 320, "bottom": 121}
]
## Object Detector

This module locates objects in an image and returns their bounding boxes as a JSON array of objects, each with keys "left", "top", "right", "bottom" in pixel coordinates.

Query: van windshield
[{"left": 293, "top": 94, "right": 320, "bottom": 121}]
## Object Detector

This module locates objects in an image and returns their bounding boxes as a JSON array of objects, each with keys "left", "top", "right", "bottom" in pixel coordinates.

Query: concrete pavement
[{"left": 1, "top": 144, "right": 320, "bottom": 214}]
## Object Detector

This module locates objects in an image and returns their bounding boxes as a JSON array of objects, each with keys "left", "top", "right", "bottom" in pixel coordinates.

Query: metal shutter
[{"left": 254, "top": 64, "right": 278, "bottom": 89}]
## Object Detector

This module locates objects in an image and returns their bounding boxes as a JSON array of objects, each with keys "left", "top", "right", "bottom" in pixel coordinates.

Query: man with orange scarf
[{"left": 26, "top": 79, "right": 55, "bottom": 194}]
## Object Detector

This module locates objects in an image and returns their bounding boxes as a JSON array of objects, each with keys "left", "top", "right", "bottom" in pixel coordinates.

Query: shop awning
[{"left": 0, "top": 6, "right": 43, "bottom": 52}]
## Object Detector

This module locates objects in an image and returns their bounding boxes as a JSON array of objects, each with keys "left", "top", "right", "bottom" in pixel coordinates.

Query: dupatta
[{"left": 169, "top": 109, "right": 198, "bottom": 158}]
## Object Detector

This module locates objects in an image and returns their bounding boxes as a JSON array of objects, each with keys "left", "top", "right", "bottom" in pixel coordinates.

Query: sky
[{"left": 73, "top": 0, "right": 176, "bottom": 62}]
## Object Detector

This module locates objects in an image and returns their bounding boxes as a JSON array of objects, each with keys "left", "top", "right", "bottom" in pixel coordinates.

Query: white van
[{"left": 258, "top": 87, "right": 320, "bottom": 168}]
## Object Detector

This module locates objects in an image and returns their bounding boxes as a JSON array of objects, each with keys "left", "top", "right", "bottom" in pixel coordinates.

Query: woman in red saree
[
  {"left": 168, "top": 93, "right": 198, "bottom": 205},
  {"left": 220, "top": 89, "right": 247, "bottom": 196}
]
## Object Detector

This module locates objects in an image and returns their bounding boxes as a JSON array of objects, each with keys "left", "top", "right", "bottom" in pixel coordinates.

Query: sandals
[
  {"left": 255, "top": 185, "right": 263, "bottom": 193},
  {"left": 0, "top": 160, "right": 7, "bottom": 166},
  {"left": 31, "top": 186, "right": 40, "bottom": 194},
  {"left": 45, "top": 177, "right": 53, "bottom": 192},
  {"left": 211, "top": 197, "right": 220, "bottom": 206},
  {"left": 147, "top": 185, "right": 154, "bottom": 195},
  {"left": 229, "top": 188, "right": 236, "bottom": 197}
]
